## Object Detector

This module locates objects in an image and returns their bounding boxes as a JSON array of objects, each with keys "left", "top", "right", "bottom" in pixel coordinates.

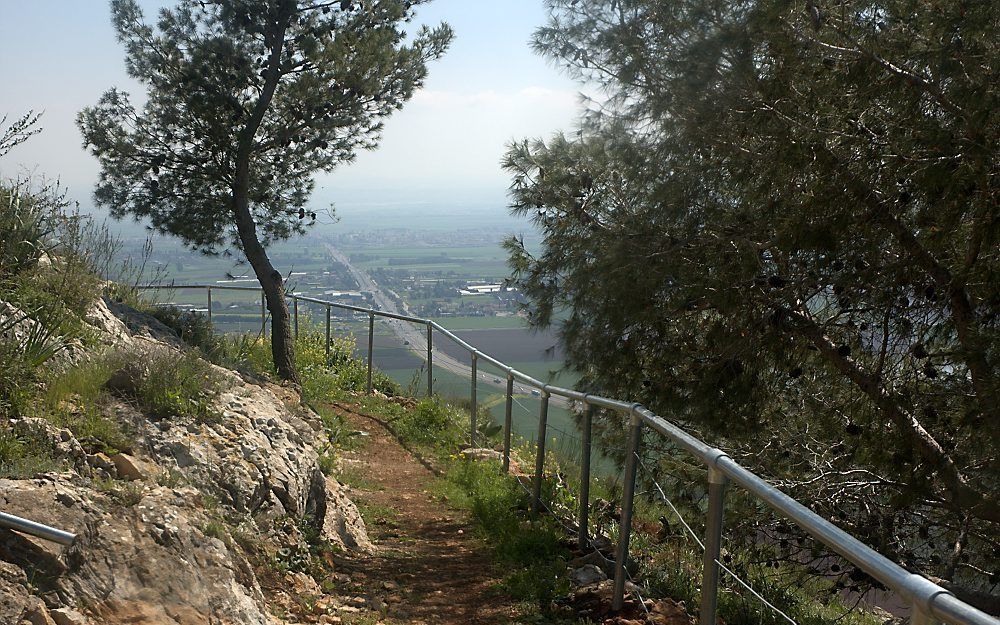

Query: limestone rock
[
  {"left": 84, "top": 297, "right": 183, "bottom": 350},
  {"left": 110, "top": 453, "right": 149, "bottom": 481},
  {"left": 24, "top": 597, "right": 56, "bottom": 625},
  {"left": 459, "top": 448, "right": 504, "bottom": 463},
  {"left": 0, "top": 301, "right": 44, "bottom": 346},
  {"left": 11, "top": 417, "right": 87, "bottom": 474},
  {"left": 0, "top": 562, "right": 30, "bottom": 624},
  {"left": 49, "top": 607, "right": 88, "bottom": 625},
  {"left": 82, "top": 297, "right": 133, "bottom": 349},
  {"left": 0, "top": 478, "right": 271, "bottom": 624},
  {"left": 569, "top": 564, "right": 607, "bottom": 588},
  {"left": 85, "top": 453, "right": 115, "bottom": 475},
  {"left": 319, "top": 477, "right": 374, "bottom": 553},
  {"left": 0, "top": 295, "right": 377, "bottom": 624}
]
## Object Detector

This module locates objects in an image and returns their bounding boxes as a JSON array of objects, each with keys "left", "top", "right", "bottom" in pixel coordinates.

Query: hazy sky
[{"left": 0, "top": 0, "right": 583, "bottom": 213}]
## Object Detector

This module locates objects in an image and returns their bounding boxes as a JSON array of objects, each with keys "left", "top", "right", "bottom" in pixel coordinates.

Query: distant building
[
  {"left": 459, "top": 284, "right": 506, "bottom": 295},
  {"left": 323, "top": 290, "right": 367, "bottom": 302}
]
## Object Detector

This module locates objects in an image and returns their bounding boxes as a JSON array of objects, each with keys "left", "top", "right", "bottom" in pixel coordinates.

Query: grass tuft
[
  {"left": 133, "top": 349, "right": 224, "bottom": 423},
  {"left": 0, "top": 428, "right": 62, "bottom": 478}
]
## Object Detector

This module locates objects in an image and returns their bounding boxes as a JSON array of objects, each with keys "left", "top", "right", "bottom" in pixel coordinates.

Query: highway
[{"left": 324, "top": 244, "right": 570, "bottom": 410}]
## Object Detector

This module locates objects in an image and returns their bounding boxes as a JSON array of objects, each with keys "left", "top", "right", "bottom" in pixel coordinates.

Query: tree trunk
[
  {"left": 243, "top": 234, "right": 298, "bottom": 384},
  {"left": 231, "top": 187, "right": 298, "bottom": 383},
  {"left": 230, "top": 12, "right": 299, "bottom": 383}
]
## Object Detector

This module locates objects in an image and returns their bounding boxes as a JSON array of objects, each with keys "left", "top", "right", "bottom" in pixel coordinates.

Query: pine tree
[
  {"left": 79, "top": 0, "right": 452, "bottom": 382},
  {"left": 504, "top": 0, "right": 998, "bottom": 605}
]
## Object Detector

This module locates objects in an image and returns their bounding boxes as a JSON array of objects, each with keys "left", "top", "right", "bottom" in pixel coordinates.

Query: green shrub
[
  {"left": 0, "top": 179, "right": 57, "bottom": 277},
  {"left": 0, "top": 188, "right": 113, "bottom": 320},
  {"left": 134, "top": 349, "right": 224, "bottom": 422},
  {"left": 317, "top": 447, "right": 337, "bottom": 476},
  {"left": 202, "top": 521, "right": 228, "bottom": 541},
  {"left": 40, "top": 350, "right": 134, "bottom": 454},
  {"left": 440, "top": 459, "right": 571, "bottom": 608},
  {"left": 312, "top": 404, "right": 359, "bottom": 449},
  {"left": 0, "top": 296, "right": 71, "bottom": 418},
  {"left": 212, "top": 333, "right": 274, "bottom": 375},
  {"left": 146, "top": 305, "right": 222, "bottom": 357},
  {"left": 269, "top": 515, "right": 339, "bottom": 578},
  {"left": 0, "top": 428, "right": 61, "bottom": 478},
  {"left": 393, "top": 397, "right": 465, "bottom": 447},
  {"left": 209, "top": 328, "right": 399, "bottom": 401},
  {"left": 293, "top": 330, "right": 399, "bottom": 401}
]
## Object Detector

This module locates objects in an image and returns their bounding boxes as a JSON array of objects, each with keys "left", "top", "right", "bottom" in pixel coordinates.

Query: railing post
[
  {"left": 578, "top": 403, "right": 595, "bottom": 550},
  {"left": 699, "top": 466, "right": 729, "bottom": 625},
  {"left": 367, "top": 312, "right": 374, "bottom": 395},
  {"left": 293, "top": 296, "right": 299, "bottom": 339},
  {"left": 613, "top": 410, "right": 643, "bottom": 611},
  {"left": 260, "top": 292, "right": 267, "bottom": 336},
  {"left": 325, "top": 305, "right": 331, "bottom": 358},
  {"left": 426, "top": 323, "right": 433, "bottom": 397},
  {"left": 503, "top": 373, "right": 514, "bottom": 473},
  {"left": 470, "top": 352, "right": 478, "bottom": 446},
  {"left": 531, "top": 390, "right": 550, "bottom": 515},
  {"left": 206, "top": 286, "right": 213, "bottom": 330}
]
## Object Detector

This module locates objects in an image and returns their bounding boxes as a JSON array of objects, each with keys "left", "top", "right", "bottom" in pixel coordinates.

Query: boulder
[
  {"left": 110, "top": 453, "right": 149, "bottom": 481},
  {"left": 103, "top": 361, "right": 148, "bottom": 396},
  {"left": 24, "top": 598, "right": 56, "bottom": 625},
  {"left": 85, "top": 453, "right": 116, "bottom": 476},
  {"left": 11, "top": 418, "right": 88, "bottom": 474},
  {"left": 0, "top": 295, "right": 374, "bottom": 624},
  {"left": 0, "top": 478, "right": 270, "bottom": 625},
  {"left": 318, "top": 477, "right": 374, "bottom": 553},
  {"left": 85, "top": 297, "right": 183, "bottom": 350},
  {"left": 568, "top": 549, "right": 616, "bottom": 577},
  {"left": 569, "top": 564, "right": 607, "bottom": 588},
  {"left": 49, "top": 608, "right": 88, "bottom": 625},
  {"left": 459, "top": 446, "right": 523, "bottom": 473}
]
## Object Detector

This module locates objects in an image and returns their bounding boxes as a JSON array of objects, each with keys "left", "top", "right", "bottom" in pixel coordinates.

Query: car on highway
[
  {"left": 530, "top": 389, "right": 540, "bottom": 397},
  {"left": 493, "top": 377, "right": 501, "bottom": 384}
]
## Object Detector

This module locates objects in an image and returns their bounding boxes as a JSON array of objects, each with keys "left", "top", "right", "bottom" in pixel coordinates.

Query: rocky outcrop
[{"left": 0, "top": 298, "right": 372, "bottom": 624}]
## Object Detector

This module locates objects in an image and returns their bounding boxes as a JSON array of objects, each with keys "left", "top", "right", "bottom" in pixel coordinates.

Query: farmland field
[
  {"left": 127, "top": 214, "right": 595, "bottom": 469},
  {"left": 434, "top": 327, "right": 564, "bottom": 371},
  {"left": 429, "top": 315, "right": 527, "bottom": 330},
  {"left": 343, "top": 244, "right": 511, "bottom": 280}
]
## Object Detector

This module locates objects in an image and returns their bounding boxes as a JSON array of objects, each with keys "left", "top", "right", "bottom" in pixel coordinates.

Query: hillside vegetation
[
  {"left": 0, "top": 176, "right": 389, "bottom": 624},
  {"left": 0, "top": 176, "right": 905, "bottom": 625}
]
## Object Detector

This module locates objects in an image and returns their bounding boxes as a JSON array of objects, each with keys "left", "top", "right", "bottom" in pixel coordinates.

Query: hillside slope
[{"left": 0, "top": 297, "right": 371, "bottom": 625}]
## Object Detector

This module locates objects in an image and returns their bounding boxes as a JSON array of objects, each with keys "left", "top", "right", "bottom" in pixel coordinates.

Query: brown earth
[
  {"left": 256, "top": 399, "right": 689, "bottom": 625},
  {"left": 317, "top": 402, "right": 524, "bottom": 625}
]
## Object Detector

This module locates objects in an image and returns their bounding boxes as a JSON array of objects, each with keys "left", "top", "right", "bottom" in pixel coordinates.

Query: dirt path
[{"left": 322, "top": 402, "right": 522, "bottom": 625}]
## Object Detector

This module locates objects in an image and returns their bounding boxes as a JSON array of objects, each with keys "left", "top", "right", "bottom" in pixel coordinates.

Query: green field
[
  {"left": 345, "top": 244, "right": 510, "bottom": 280},
  {"left": 430, "top": 315, "right": 527, "bottom": 330},
  {"left": 129, "top": 225, "right": 590, "bottom": 465}
]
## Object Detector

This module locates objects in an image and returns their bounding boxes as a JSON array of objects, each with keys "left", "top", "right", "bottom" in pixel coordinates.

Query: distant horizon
[{"left": 0, "top": 1, "right": 584, "bottom": 222}]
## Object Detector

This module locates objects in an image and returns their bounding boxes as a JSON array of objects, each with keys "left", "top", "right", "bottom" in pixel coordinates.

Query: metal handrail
[
  {"left": 137, "top": 283, "right": 998, "bottom": 625},
  {"left": 0, "top": 512, "right": 76, "bottom": 545}
]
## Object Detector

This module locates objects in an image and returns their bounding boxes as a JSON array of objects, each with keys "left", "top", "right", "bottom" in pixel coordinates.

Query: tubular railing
[
  {"left": 137, "top": 283, "right": 998, "bottom": 625},
  {"left": 0, "top": 511, "right": 76, "bottom": 545}
]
